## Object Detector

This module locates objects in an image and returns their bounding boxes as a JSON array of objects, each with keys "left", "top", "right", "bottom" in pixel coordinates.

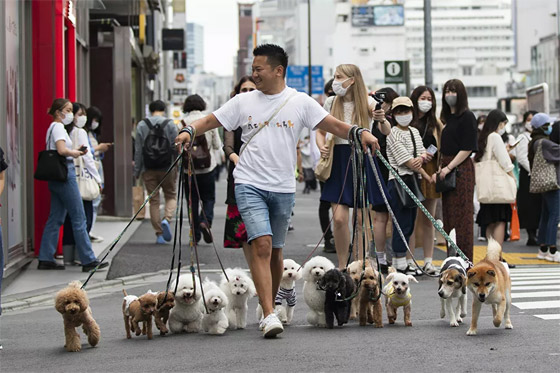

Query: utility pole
[
  {"left": 424, "top": 0, "right": 433, "bottom": 88},
  {"left": 307, "top": 0, "right": 312, "bottom": 96}
]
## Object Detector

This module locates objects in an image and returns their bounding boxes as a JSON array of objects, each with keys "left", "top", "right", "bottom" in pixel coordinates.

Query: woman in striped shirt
[{"left": 386, "top": 97, "right": 432, "bottom": 273}]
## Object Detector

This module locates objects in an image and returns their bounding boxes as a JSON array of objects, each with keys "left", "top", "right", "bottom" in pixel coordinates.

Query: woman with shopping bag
[{"left": 474, "top": 109, "right": 517, "bottom": 267}]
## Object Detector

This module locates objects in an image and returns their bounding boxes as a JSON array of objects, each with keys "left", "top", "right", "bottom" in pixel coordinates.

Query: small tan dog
[
  {"left": 54, "top": 281, "right": 100, "bottom": 352},
  {"left": 347, "top": 260, "right": 363, "bottom": 320},
  {"left": 122, "top": 290, "right": 158, "bottom": 340},
  {"left": 383, "top": 267, "right": 418, "bottom": 326},
  {"left": 357, "top": 261, "right": 383, "bottom": 328},
  {"left": 154, "top": 291, "right": 175, "bottom": 335},
  {"left": 466, "top": 237, "right": 513, "bottom": 336}
]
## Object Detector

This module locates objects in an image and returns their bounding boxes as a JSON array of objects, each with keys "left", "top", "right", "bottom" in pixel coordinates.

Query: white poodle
[
  {"left": 302, "top": 256, "right": 335, "bottom": 327},
  {"left": 220, "top": 268, "right": 256, "bottom": 330},
  {"left": 168, "top": 274, "right": 203, "bottom": 333},
  {"left": 202, "top": 280, "right": 229, "bottom": 335},
  {"left": 274, "top": 258, "right": 302, "bottom": 324}
]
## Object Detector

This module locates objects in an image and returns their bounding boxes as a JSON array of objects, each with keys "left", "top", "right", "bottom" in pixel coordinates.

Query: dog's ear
[
  {"left": 385, "top": 273, "right": 394, "bottom": 283},
  {"left": 407, "top": 275, "right": 419, "bottom": 284},
  {"left": 318, "top": 276, "right": 326, "bottom": 288},
  {"left": 487, "top": 270, "right": 496, "bottom": 277},
  {"left": 295, "top": 269, "right": 303, "bottom": 281},
  {"left": 467, "top": 269, "right": 476, "bottom": 278},
  {"left": 454, "top": 274, "right": 463, "bottom": 287},
  {"left": 337, "top": 273, "right": 346, "bottom": 293}
]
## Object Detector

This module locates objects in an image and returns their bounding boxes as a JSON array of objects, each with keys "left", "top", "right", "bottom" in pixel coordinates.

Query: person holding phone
[
  {"left": 409, "top": 86, "right": 443, "bottom": 275},
  {"left": 37, "top": 98, "right": 108, "bottom": 272}
]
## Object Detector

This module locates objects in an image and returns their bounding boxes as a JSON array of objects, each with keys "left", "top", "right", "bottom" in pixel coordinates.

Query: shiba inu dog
[{"left": 466, "top": 237, "right": 513, "bottom": 336}]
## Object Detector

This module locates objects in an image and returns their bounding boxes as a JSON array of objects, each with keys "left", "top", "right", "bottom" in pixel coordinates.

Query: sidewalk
[{"left": 2, "top": 216, "right": 142, "bottom": 301}]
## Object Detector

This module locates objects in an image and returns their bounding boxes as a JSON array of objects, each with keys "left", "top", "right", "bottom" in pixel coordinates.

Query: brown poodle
[
  {"left": 122, "top": 290, "right": 157, "bottom": 340},
  {"left": 54, "top": 281, "right": 100, "bottom": 352},
  {"left": 154, "top": 291, "right": 175, "bottom": 335},
  {"left": 357, "top": 262, "right": 383, "bottom": 328}
]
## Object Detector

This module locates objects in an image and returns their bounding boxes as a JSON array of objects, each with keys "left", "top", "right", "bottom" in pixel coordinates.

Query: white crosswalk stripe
[{"left": 510, "top": 267, "right": 560, "bottom": 321}]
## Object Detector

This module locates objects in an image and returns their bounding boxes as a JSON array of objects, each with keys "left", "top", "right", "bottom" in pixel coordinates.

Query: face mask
[
  {"left": 525, "top": 122, "right": 532, "bottom": 132},
  {"left": 498, "top": 128, "right": 505, "bottom": 136},
  {"left": 75, "top": 115, "right": 87, "bottom": 128},
  {"left": 418, "top": 100, "right": 432, "bottom": 113},
  {"left": 332, "top": 78, "right": 351, "bottom": 97},
  {"left": 395, "top": 113, "right": 413, "bottom": 127},
  {"left": 61, "top": 112, "right": 74, "bottom": 125},
  {"left": 445, "top": 95, "right": 457, "bottom": 107},
  {"left": 91, "top": 120, "right": 99, "bottom": 131},
  {"left": 544, "top": 126, "right": 552, "bottom": 136},
  {"left": 478, "top": 124, "right": 484, "bottom": 131}
]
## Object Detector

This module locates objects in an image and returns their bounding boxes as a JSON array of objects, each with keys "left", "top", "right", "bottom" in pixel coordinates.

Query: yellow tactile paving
[{"left": 421, "top": 245, "right": 560, "bottom": 266}]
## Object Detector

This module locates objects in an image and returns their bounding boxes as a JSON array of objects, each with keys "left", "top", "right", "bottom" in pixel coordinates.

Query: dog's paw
[
  {"left": 505, "top": 321, "right": 513, "bottom": 329},
  {"left": 460, "top": 311, "right": 467, "bottom": 318},
  {"left": 457, "top": 316, "right": 463, "bottom": 323},
  {"left": 466, "top": 328, "right": 477, "bottom": 336},
  {"left": 374, "top": 323, "right": 383, "bottom": 328},
  {"left": 440, "top": 310, "right": 446, "bottom": 318},
  {"left": 65, "top": 343, "right": 81, "bottom": 352},
  {"left": 449, "top": 320, "right": 459, "bottom": 327},
  {"left": 405, "top": 321, "right": 412, "bottom": 327},
  {"left": 493, "top": 317, "right": 502, "bottom": 328},
  {"left": 135, "top": 328, "right": 141, "bottom": 336}
]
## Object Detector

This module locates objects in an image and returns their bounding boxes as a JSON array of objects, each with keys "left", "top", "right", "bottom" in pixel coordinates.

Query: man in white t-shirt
[{"left": 176, "top": 44, "right": 380, "bottom": 338}]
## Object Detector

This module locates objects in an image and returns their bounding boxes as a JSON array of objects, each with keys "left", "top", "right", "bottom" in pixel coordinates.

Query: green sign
[{"left": 384, "top": 60, "right": 405, "bottom": 84}]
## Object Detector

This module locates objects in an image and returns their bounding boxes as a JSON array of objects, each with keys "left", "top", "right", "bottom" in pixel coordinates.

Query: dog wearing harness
[{"left": 383, "top": 269, "right": 418, "bottom": 326}]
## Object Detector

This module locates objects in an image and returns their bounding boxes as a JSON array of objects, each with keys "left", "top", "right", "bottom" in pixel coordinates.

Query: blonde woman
[{"left": 316, "top": 64, "right": 390, "bottom": 269}]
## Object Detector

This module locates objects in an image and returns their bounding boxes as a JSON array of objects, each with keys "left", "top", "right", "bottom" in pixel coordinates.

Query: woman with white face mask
[
  {"left": 85, "top": 106, "right": 111, "bottom": 242},
  {"left": 38, "top": 99, "right": 107, "bottom": 272},
  {"left": 386, "top": 97, "right": 432, "bottom": 274},
  {"left": 514, "top": 110, "right": 541, "bottom": 246},
  {"left": 434, "top": 79, "right": 477, "bottom": 262},
  {"left": 406, "top": 86, "right": 443, "bottom": 276},
  {"left": 474, "top": 109, "right": 516, "bottom": 266},
  {"left": 316, "top": 64, "right": 389, "bottom": 269},
  {"left": 61, "top": 103, "right": 102, "bottom": 265}
]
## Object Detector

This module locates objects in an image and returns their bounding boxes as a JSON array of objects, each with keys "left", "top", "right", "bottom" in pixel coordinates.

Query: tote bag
[
  {"left": 529, "top": 140, "right": 560, "bottom": 194},
  {"left": 34, "top": 125, "right": 68, "bottom": 182},
  {"left": 475, "top": 136, "right": 517, "bottom": 204},
  {"left": 314, "top": 97, "right": 336, "bottom": 182},
  {"left": 72, "top": 130, "right": 100, "bottom": 201}
]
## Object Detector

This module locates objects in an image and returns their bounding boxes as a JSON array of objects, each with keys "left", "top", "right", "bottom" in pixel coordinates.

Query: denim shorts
[{"left": 235, "top": 184, "right": 295, "bottom": 249}]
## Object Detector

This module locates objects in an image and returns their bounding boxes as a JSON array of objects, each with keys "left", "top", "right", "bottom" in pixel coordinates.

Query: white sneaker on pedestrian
[
  {"left": 537, "top": 249, "right": 548, "bottom": 260},
  {"left": 259, "top": 313, "right": 283, "bottom": 338},
  {"left": 422, "top": 262, "right": 437, "bottom": 275},
  {"left": 89, "top": 233, "right": 104, "bottom": 243},
  {"left": 546, "top": 251, "right": 560, "bottom": 262}
]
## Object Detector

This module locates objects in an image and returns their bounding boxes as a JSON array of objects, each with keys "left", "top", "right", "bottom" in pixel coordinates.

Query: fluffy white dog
[
  {"left": 202, "top": 280, "right": 229, "bottom": 335},
  {"left": 274, "top": 259, "right": 302, "bottom": 324},
  {"left": 302, "top": 256, "right": 335, "bottom": 327},
  {"left": 220, "top": 268, "right": 256, "bottom": 330},
  {"left": 168, "top": 274, "right": 203, "bottom": 333}
]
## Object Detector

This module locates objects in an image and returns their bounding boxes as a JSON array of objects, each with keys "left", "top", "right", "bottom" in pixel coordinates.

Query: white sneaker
[
  {"left": 537, "top": 250, "right": 548, "bottom": 260},
  {"left": 89, "top": 233, "right": 104, "bottom": 243},
  {"left": 259, "top": 313, "right": 283, "bottom": 338},
  {"left": 423, "top": 262, "right": 438, "bottom": 275},
  {"left": 546, "top": 251, "right": 560, "bottom": 262}
]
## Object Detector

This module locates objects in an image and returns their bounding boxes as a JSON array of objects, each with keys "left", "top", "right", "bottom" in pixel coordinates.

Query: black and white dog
[
  {"left": 319, "top": 269, "right": 356, "bottom": 329},
  {"left": 438, "top": 256, "right": 469, "bottom": 327}
]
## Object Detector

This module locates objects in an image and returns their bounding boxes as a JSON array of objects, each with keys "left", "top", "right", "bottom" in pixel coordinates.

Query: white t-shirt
[
  {"left": 213, "top": 86, "right": 329, "bottom": 192},
  {"left": 46, "top": 121, "right": 73, "bottom": 160}
]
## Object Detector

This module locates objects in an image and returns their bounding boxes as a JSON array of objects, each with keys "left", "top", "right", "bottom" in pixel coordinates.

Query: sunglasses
[{"left": 240, "top": 88, "right": 255, "bottom": 93}]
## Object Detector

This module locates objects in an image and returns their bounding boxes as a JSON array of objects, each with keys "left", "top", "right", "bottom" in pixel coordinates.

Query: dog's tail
[
  {"left": 68, "top": 281, "right": 82, "bottom": 289},
  {"left": 486, "top": 236, "right": 502, "bottom": 262},
  {"left": 122, "top": 289, "right": 128, "bottom": 297}
]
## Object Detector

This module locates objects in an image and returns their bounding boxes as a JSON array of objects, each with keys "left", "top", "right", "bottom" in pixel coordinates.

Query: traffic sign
[
  {"left": 384, "top": 60, "right": 404, "bottom": 84},
  {"left": 286, "top": 65, "right": 324, "bottom": 95}
]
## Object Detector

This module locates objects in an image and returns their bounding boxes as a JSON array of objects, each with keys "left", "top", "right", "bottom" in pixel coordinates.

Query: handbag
[
  {"left": 314, "top": 97, "right": 336, "bottom": 182},
  {"left": 510, "top": 203, "right": 520, "bottom": 241},
  {"left": 435, "top": 168, "right": 457, "bottom": 193},
  {"left": 72, "top": 130, "right": 100, "bottom": 201},
  {"left": 314, "top": 133, "right": 334, "bottom": 182},
  {"left": 34, "top": 125, "right": 68, "bottom": 182},
  {"left": 394, "top": 128, "right": 425, "bottom": 208},
  {"left": 475, "top": 136, "right": 517, "bottom": 204},
  {"left": 529, "top": 140, "right": 560, "bottom": 193}
]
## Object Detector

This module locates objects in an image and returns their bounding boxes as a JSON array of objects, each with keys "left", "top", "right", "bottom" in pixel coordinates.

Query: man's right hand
[{"left": 175, "top": 131, "right": 191, "bottom": 151}]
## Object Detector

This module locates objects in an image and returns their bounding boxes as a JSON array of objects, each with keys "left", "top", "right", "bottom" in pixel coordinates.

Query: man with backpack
[{"left": 134, "top": 100, "right": 178, "bottom": 244}]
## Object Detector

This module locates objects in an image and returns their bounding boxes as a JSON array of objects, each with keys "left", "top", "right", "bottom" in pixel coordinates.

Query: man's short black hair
[
  {"left": 182, "top": 94, "right": 206, "bottom": 113},
  {"left": 149, "top": 100, "right": 166, "bottom": 113},
  {"left": 253, "top": 44, "right": 288, "bottom": 77}
]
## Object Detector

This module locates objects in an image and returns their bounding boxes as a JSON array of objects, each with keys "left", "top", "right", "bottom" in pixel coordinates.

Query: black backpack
[{"left": 142, "top": 118, "right": 173, "bottom": 170}]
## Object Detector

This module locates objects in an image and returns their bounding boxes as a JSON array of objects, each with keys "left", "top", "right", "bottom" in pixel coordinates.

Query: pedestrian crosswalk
[{"left": 510, "top": 266, "right": 560, "bottom": 321}]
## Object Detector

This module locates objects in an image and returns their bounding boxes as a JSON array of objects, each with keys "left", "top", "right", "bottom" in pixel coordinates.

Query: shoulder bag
[
  {"left": 72, "top": 130, "right": 100, "bottom": 201},
  {"left": 314, "top": 97, "right": 336, "bottom": 182},
  {"left": 394, "top": 128, "right": 425, "bottom": 208},
  {"left": 529, "top": 139, "right": 560, "bottom": 194},
  {"left": 34, "top": 125, "right": 68, "bottom": 182},
  {"left": 475, "top": 135, "right": 517, "bottom": 204},
  {"left": 435, "top": 168, "right": 457, "bottom": 193}
]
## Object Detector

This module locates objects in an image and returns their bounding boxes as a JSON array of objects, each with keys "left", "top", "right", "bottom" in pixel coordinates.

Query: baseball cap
[
  {"left": 530, "top": 113, "right": 557, "bottom": 129},
  {"left": 391, "top": 96, "right": 413, "bottom": 110}
]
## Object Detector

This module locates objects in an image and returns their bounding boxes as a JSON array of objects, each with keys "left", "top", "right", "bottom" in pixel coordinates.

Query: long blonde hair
[{"left": 330, "top": 64, "right": 370, "bottom": 129}]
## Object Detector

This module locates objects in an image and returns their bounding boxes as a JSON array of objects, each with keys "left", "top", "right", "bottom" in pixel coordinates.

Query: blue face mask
[{"left": 544, "top": 126, "right": 552, "bottom": 136}]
